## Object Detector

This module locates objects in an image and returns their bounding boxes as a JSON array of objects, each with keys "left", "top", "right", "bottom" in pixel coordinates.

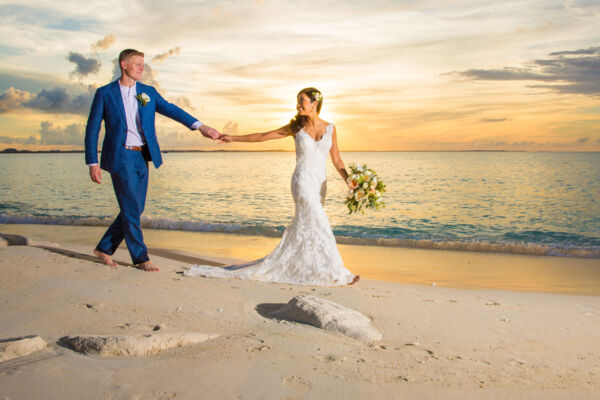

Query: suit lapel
[
  {"left": 110, "top": 80, "right": 127, "bottom": 124},
  {"left": 136, "top": 83, "right": 146, "bottom": 125}
]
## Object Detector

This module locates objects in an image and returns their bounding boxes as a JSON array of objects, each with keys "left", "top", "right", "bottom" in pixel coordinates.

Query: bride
[{"left": 184, "top": 87, "right": 360, "bottom": 286}]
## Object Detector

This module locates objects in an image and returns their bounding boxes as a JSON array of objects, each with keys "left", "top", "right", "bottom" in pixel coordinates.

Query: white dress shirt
[
  {"left": 87, "top": 81, "right": 202, "bottom": 166},
  {"left": 121, "top": 82, "right": 145, "bottom": 146}
]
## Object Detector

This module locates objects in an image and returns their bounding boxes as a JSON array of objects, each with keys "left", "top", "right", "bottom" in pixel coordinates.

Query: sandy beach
[{"left": 1, "top": 224, "right": 600, "bottom": 399}]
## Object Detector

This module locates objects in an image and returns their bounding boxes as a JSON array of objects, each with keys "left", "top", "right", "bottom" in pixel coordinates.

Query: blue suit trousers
[{"left": 96, "top": 149, "right": 149, "bottom": 264}]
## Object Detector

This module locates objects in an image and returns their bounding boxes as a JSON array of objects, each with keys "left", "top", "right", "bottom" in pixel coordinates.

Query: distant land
[
  {"left": 2, "top": 148, "right": 596, "bottom": 154},
  {"left": 0, "top": 148, "right": 292, "bottom": 154}
]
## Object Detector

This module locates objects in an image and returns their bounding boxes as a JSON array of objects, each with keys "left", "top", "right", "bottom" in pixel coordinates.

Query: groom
[{"left": 85, "top": 48, "right": 220, "bottom": 271}]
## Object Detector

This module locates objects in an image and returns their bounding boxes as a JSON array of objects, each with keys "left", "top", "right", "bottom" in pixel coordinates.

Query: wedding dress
[{"left": 184, "top": 123, "right": 356, "bottom": 286}]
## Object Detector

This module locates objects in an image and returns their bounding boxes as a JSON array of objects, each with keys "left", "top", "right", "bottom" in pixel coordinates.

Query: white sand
[{"left": 0, "top": 225, "right": 599, "bottom": 399}]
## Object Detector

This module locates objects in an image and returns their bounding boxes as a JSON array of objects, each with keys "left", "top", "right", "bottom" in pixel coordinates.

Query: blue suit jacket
[{"left": 85, "top": 80, "right": 198, "bottom": 173}]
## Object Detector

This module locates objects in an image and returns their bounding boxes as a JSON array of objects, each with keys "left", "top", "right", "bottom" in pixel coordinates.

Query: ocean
[{"left": 1, "top": 151, "right": 599, "bottom": 258}]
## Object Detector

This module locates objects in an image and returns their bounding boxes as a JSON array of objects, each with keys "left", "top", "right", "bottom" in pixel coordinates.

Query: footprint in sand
[
  {"left": 247, "top": 345, "right": 271, "bottom": 352},
  {"left": 132, "top": 392, "right": 176, "bottom": 400},
  {"left": 84, "top": 302, "right": 103, "bottom": 311},
  {"left": 312, "top": 353, "right": 348, "bottom": 363},
  {"left": 282, "top": 375, "right": 311, "bottom": 387},
  {"left": 369, "top": 344, "right": 388, "bottom": 351}
]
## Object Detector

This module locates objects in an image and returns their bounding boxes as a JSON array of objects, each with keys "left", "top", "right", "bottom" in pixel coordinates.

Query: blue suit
[{"left": 85, "top": 79, "right": 198, "bottom": 264}]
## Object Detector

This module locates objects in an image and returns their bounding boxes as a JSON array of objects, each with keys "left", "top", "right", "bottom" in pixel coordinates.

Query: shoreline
[
  {"left": 1, "top": 215, "right": 598, "bottom": 259},
  {"left": 2, "top": 223, "right": 600, "bottom": 296}
]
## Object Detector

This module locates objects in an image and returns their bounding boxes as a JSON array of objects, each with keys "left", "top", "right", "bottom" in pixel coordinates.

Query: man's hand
[
  {"left": 198, "top": 125, "right": 221, "bottom": 140},
  {"left": 89, "top": 165, "right": 102, "bottom": 184}
]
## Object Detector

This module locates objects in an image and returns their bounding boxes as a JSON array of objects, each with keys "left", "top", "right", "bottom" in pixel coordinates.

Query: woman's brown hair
[{"left": 289, "top": 87, "right": 323, "bottom": 133}]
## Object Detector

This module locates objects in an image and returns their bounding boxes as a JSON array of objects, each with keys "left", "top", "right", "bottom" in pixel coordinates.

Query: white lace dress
[{"left": 184, "top": 123, "right": 356, "bottom": 286}]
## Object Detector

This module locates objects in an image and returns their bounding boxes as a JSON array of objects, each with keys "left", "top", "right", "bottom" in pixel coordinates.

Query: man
[{"left": 85, "top": 48, "right": 220, "bottom": 271}]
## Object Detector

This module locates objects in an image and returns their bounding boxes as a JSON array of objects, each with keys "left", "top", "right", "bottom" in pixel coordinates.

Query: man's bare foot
[
  {"left": 136, "top": 260, "right": 160, "bottom": 272},
  {"left": 350, "top": 275, "right": 360, "bottom": 285},
  {"left": 94, "top": 249, "right": 118, "bottom": 267}
]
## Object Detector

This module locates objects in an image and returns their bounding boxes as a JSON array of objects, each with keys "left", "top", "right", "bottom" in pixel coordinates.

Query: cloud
[
  {"left": 576, "top": 137, "right": 589, "bottom": 144},
  {"left": 26, "top": 87, "right": 94, "bottom": 115},
  {"left": 205, "top": 86, "right": 287, "bottom": 108},
  {"left": 480, "top": 118, "right": 508, "bottom": 123},
  {"left": 222, "top": 121, "right": 239, "bottom": 135},
  {"left": 0, "top": 83, "right": 94, "bottom": 115},
  {"left": 67, "top": 52, "right": 101, "bottom": 77},
  {"left": 549, "top": 47, "right": 600, "bottom": 56},
  {"left": 152, "top": 46, "right": 181, "bottom": 63},
  {"left": 171, "top": 95, "right": 196, "bottom": 112},
  {"left": 0, "top": 4, "right": 100, "bottom": 32},
  {"left": 0, "top": 87, "right": 35, "bottom": 113},
  {"left": 457, "top": 68, "right": 554, "bottom": 81},
  {"left": 511, "top": 141, "right": 536, "bottom": 146},
  {"left": 91, "top": 34, "right": 116, "bottom": 51},
  {"left": 39, "top": 121, "right": 84, "bottom": 145},
  {"left": 455, "top": 46, "right": 600, "bottom": 97},
  {"left": 0, "top": 70, "right": 68, "bottom": 93},
  {"left": 0, "top": 135, "right": 38, "bottom": 144}
]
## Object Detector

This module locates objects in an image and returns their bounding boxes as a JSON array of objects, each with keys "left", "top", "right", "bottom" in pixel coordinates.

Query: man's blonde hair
[{"left": 118, "top": 49, "right": 144, "bottom": 69}]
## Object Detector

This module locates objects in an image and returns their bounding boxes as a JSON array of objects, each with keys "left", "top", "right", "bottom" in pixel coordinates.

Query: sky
[{"left": 0, "top": 0, "right": 599, "bottom": 152}]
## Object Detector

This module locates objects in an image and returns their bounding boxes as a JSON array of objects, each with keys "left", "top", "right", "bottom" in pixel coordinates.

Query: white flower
[{"left": 136, "top": 92, "right": 151, "bottom": 106}]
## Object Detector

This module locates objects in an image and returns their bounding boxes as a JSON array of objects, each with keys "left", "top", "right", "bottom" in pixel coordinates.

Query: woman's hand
[{"left": 346, "top": 176, "right": 358, "bottom": 190}]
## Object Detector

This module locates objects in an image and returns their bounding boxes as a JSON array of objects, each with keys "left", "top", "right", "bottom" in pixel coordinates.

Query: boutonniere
[{"left": 136, "top": 93, "right": 150, "bottom": 106}]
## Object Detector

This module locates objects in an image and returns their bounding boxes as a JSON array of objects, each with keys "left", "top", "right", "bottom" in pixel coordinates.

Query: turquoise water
[{"left": 0, "top": 152, "right": 599, "bottom": 257}]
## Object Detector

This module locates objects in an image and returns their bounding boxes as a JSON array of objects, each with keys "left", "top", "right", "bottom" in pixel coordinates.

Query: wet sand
[{"left": 2, "top": 223, "right": 600, "bottom": 295}]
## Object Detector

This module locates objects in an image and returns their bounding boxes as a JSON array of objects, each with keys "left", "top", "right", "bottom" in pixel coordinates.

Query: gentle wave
[
  {"left": 0, "top": 213, "right": 282, "bottom": 236},
  {"left": 2, "top": 213, "right": 599, "bottom": 258}
]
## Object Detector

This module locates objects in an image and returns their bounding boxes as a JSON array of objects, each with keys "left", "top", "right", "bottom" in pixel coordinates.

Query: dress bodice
[{"left": 293, "top": 123, "right": 334, "bottom": 183}]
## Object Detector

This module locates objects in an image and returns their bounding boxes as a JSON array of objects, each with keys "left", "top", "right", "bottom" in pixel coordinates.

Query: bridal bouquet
[{"left": 345, "top": 163, "right": 386, "bottom": 214}]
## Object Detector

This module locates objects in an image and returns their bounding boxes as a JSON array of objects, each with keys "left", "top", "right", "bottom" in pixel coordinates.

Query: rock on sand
[
  {"left": 276, "top": 294, "right": 382, "bottom": 342},
  {"left": 0, "top": 335, "right": 47, "bottom": 362},
  {"left": 61, "top": 333, "right": 218, "bottom": 357}
]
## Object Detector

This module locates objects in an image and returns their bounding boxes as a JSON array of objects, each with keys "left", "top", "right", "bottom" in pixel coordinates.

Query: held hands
[
  {"left": 89, "top": 165, "right": 102, "bottom": 184},
  {"left": 219, "top": 134, "right": 233, "bottom": 143},
  {"left": 197, "top": 125, "right": 234, "bottom": 144},
  {"left": 198, "top": 124, "right": 222, "bottom": 140}
]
